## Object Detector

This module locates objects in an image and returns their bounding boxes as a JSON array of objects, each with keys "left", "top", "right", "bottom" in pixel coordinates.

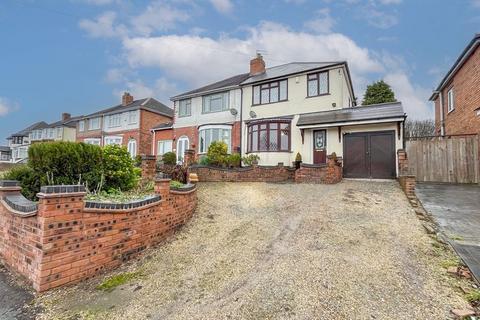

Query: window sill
[
  {"left": 252, "top": 99, "right": 288, "bottom": 107},
  {"left": 447, "top": 108, "right": 455, "bottom": 114},
  {"left": 201, "top": 110, "right": 230, "bottom": 115},
  {"left": 306, "top": 93, "right": 330, "bottom": 99}
]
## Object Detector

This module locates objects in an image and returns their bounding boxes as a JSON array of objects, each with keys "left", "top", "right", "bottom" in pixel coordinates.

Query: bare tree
[{"left": 405, "top": 119, "right": 436, "bottom": 138}]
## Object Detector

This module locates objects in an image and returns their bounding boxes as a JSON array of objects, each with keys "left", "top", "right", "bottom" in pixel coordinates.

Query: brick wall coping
[
  {"left": 0, "top": 180, "right": 20, "bottom": 188},
  {"left": 299, "top": 163, "right": 328, "bottom": 169},
  {"left": 170, "top": 184, "right": 196, "bottom": 193},
  {"left": 84, "top": 194, "right": 161, "bottom": 211},
  {"left": 0, "top": 199, "right": 37, "bottom": 217},
  {"left": 190, "top": 164, "right": 296, "bottom": 172},
  {"left": 2, "top": 194, "right": 38, "bottom": 214},
  {"left": 40, "top": 185, "right": 86, "bottom": 194}
]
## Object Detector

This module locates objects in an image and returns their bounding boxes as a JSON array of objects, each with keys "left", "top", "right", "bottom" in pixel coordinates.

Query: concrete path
[
  {"left": 416, "top": 183, "right": 480, "bottom": 283},
  {"left": 0, "top": 264, "right": 37, "bottom": 320}
]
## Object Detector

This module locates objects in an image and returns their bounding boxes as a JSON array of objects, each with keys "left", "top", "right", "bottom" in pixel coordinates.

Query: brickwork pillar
[
  {"left": 154, "top": 177, "right": 171, "bottom": 200},
  {"left": 184, "top": 149, "right": 195, "bottom": 167},
  {"left": 0, "top": 180, "right": 22, "bottom": 198},
  {"left": 397, "top": 149, "right": 409, "bottom": 175},
  {"left": 141, "top": 155, "right": 157, "bottom": 181}
]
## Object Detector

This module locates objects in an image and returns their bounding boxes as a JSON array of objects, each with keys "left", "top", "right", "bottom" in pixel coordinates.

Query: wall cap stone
[
  {"left": 40, "top": 185, "right": 86, "bottom": 194},
  {"left": 84, "top": 194, "right": 161, "bottom": 211},
  {"left": 0, "top": 180, "right": 20, "bottom": 188}
]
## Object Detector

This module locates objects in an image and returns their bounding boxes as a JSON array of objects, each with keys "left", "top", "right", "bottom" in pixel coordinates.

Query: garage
[{"left": 343, "top": 130, "right": 396, "bottom": 179}]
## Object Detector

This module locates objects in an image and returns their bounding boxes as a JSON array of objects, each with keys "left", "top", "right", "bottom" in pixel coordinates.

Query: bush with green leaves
[
  {"left": 1, "top": 165, "right": 41, "bottom": 201},
  {"left": 207, "top": 141, "right": 228, "bottom": 166},
  {"left": 162, "top": 152, "right": 177, "bottom": 165},
  {"left": 226, "top": 153, "right": 241, "bottom": 168},
  {"left": 241, "top": 154, "right": 260, "bottom": 166},
  {"left": 199, "top": 155, "right": 210, "bottom": 166},
  {"left": 102, "top": 145, "right": 141, "bottom": 192}
]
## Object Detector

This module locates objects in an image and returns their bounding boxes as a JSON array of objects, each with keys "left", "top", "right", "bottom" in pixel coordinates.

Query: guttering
[{"left": 296, "top": 116, "right": 406, "bottom": 129}]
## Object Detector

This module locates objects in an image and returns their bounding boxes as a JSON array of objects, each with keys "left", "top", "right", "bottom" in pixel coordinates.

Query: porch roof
[{"left": 296, "top": 102, "right": 406, "bottom": 127}]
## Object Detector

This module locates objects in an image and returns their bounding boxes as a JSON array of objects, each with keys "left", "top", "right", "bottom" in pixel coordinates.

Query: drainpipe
[
  {"left": 151, "top": 129, "right": 156, "bottom": 156},
  {"left": 436, "top": 90, "right": 446, "bottom": 136},
  {"left": 239, "top": 87, "right": 243, "bottom": 165}
]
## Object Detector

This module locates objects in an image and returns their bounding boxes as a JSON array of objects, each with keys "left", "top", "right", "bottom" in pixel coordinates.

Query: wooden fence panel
[{"left": 406, "top": 135, "right": 479, "bottom": 184}]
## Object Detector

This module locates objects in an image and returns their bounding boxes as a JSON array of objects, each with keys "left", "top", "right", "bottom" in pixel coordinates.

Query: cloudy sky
[{"left": 0, "top": 0, "right": 478, "bottom": 141}]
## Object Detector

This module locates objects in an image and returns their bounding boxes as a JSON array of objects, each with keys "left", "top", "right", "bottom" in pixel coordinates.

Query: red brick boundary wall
[
  {"left": 189, "top": 164, "right": 296, "bottom": 182},
  {"left": 0, "top": 178, "right": 197, "bottom": 292},
  {"left": 140, "top": 155, "right": 157, "bottom": 181},
  {"left": 294, "top": 156, "right": 343, "bottom": 184},
  {"left": 397, "top": 149, "right": 416, "bottom": 200}
]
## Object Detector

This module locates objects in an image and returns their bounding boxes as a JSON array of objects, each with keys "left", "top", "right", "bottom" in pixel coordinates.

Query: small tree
[
  {"left": 405, "top": 119, "right": 436, "bottom": 138},
  {"left": 362, "top": 80, "right": 397, "bottom": 105},
  {"left": 207, "top": 141, "right": 228, "bottom": 166}
]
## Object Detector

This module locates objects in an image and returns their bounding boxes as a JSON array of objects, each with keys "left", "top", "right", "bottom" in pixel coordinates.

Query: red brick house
[
  {"left": 76, "top": 93, "right": 173, "bottom": 157},
  {"left": 430, "top": 33, "right": 480, "bottom": 136}
]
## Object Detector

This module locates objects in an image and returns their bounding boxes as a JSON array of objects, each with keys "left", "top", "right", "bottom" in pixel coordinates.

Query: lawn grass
[{"left": 96, "top": 272, "right": 142, "bottom": 291}]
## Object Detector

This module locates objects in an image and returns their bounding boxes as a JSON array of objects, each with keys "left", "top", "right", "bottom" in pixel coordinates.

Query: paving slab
[
  {"left": 416, "top": 183, "right": 480, "bottom": 283},
  {"left": 0, "top": 264, "right": 36, "bottom": 320}
]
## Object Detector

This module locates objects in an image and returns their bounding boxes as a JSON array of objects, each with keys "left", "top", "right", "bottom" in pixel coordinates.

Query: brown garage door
[{"left": 343, "top": 131, "right": 396, "bottom": 179}]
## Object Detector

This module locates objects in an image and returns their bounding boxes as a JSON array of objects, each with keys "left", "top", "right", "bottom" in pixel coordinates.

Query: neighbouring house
[
  {"left": 29, "top": 113, "right": 82, "bottom": 143},
  {"left": 0, "top": 146, "right": 11, "bottom": 162},
  {"left": 430, "top": 33, "right": 480, "bottom": 136},
  {"left": 76, "top": 93, "right": 173, "bottom": 157},
  {"left": 171, "top": 54, "right": 407, "bottom": 178},
  {"left": 7, "top": 121, "right": 48, "bottom": 163},
  {"left": 151, "top": 122, "right": 173, "bottom": 157},
  {"left": 171, "top": 73, "right": 247, "bottom": 162}
]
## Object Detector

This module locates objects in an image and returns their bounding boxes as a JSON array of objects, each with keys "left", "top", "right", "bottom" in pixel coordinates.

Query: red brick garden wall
[
  {"left": 0, "top": 179, "right": 197, "bottom": 292},
  {"left": 189, "top": 164, "right": 296, "bottom": 182},
  {"left": 294, "top": 157, "right": 343, "bottom": 184}
]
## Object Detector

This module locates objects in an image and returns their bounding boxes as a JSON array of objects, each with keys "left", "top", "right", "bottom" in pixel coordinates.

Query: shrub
[
  {"left": 171, "top": 165, "right": 188, "bottom": 184},
  {"left": 242, "top": 154, "right": 260, "bottom": 166},
  {"left": 2, "top": 165, "right": 41, "bottom": 200},
  {"left": 162, "top": 152, "right": 176, "bottom": 165},
  {"left": 169, "top": 180, "right": 184, "bottom": 189},
  {"left": 207, "top": 141, "right": 228, "bottom": 166},
  {"left": 226, "top": 153, "right": 241, "bottom": 168},
  {"left": 199, "top": 155, "right": 210, "bottom": 166},
  {"left": 102, "top": 145, "right": 140, "bottom": 192}
]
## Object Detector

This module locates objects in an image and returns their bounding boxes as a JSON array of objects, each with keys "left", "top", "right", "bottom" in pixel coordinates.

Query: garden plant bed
[{"left": 37, "top": 181, "right": 475, "bottom": 319}]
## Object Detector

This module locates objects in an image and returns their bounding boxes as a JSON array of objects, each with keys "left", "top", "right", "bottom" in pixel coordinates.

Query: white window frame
[
  {"left": 157, "top": 140, "right": 173, "bottom": 156},
  {"left": 56, "top": 127, "right": 62, "bottom": 139},
  {"left": 178, "top": 99, "right": 191, "bottom": 117},
  {"left": 198, "top": 125, "right": 232, "bottom": 154},
  {"left": 447, "top": 88, "right": 455, "bottom": 113},
  {"left": 104, "top": 136, "right": 123, "bottom": 146},
  {"left": 176, "top": 136, "right": 189, "bottom": 163},
  {"left": 108, "top": 114, "right": 122, "bottom": 128},
  {"left": 202, "top": 92, "right": 229, "bottom": 113},
  {"left": 84, "top": 138, "right": 101, "bottom": 146},
  {"left": 79, "top": 120, "right": 85, "bottom": 132},
  {"left": 89, "top": 117, "right": 101, "bottom": 130},
  {"left": 127, "top": 139, "right": 137, "bottom": 158},
  {"left": 128, "top": 111, "right": 138, "bottom": 124}
]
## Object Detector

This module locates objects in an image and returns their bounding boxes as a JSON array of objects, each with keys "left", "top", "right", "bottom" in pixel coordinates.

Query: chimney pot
[
  {"left": 122, "top": 92, "right": 134, "bottom": 106},
  {"left": 250, "top": 53, "right": 266, "bottom": 76},
  {"left": 62, "top": 113, "right": 71, "bottom": 121}
]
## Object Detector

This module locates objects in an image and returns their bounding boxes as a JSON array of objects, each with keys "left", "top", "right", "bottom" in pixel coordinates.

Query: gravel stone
[{"left": 37, "top": 180, "right": 471, "bottom": 320}]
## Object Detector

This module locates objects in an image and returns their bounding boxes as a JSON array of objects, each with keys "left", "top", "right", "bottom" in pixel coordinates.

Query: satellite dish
[
  {"left": 230, "top": 108, "right": 238, "bottom": 116},
  {"left": 249, "top": 111, "right": 257, "bottom": 119}
]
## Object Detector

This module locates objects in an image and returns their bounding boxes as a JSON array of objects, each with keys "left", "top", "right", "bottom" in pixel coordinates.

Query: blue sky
[{"left": 0, "top": 0, "right": 478, "bottom": 142}]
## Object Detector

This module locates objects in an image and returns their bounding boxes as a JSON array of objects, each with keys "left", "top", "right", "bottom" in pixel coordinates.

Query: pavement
[
  {"left": 416, "top": 182, "right": 480, "bottom": 283},
  {"left": 0, "top": 264, "right": 37, "bottom": 320}
]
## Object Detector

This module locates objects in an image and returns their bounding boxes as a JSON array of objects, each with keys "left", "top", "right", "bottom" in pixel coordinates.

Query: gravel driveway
[{"left": 38, "top": 181, "right": 470, "bottom": 319}]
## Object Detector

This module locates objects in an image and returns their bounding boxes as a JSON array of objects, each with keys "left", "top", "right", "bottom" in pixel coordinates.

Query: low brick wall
[
  {"left": 189, "top": 164, "right": 296, "bottom": 182},
  {"left": 0, "top": 178, "right": 197, "bottom": 292},
  {"left": 399, "top": 175, "right": 416, "bottom": 200},
  {"left": 294, "top": 161, "right": 343, "bottom": 184},
  {"left": 140, "top": 155, "right": 157, "bottom": 181}
]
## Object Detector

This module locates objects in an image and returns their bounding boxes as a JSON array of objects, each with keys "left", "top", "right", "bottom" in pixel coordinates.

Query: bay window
[
  {"left": 178, "top": 99, "right": 191, "bottom": 117},
  {"left": 247, "top": 121, "right": 290, "bottom": 152},
  {"left": 199, "top": 126, "right": 232, "bottom": 153},
  {"left": 202, "top": 92, "right": 229, "bottom": 113},
  {"left": 307, "top": 71, "right": 329, "bottom": 97},
  {"left": 253, "top": 80, "right": 287, "bottom": 105}
]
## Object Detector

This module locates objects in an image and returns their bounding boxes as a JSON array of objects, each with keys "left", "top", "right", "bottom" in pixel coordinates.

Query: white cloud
[
  {"left": 209, "top": 0, "right": 234, "bottom": 13},
  {"left": 78, "top": 0, "right": 116, "bottom": 5},
  {"left": 79, "top": 11, "right": 128, "bottom": 38},
  {"left": 131, "top": 1, "right": 190, "bottom": 36},
  {"left": 114, "top": 78, "right": 177, "bottom": 104},
  {"left": 364, "top": 8, "right": 398, "bottom": 29},
  {"left": 0, "top": 97, "right": 18, "bottom": 117},
  {"left": 284, "top": 0, "right": 306, "bottom": 3},
  {"left": 378, "top": 0, "right": 402, "bottom": 4},
  {"left": 304, "top": 8, "right": 336, "bottom": 34},
  {"left": 472, "top": 0, "right": 480, "bottom": 7}
]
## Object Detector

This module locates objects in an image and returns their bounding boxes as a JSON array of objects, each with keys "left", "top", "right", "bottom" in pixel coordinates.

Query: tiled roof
[
  {"left": 0, "top": 146, "right": 11, "bottom": 152},
  {"left": 296, "top": 102, "right": 405, "bottom": 127},
  {"left": 84, "top": 98, "right": 173, "bottom": 119},
  {"left": 8, "top": 121, "right": 49, "bottom": 138},
  {"left": 151, "top": 121, "right": 173, "bottom": 131},
  {"left": 46, "top": 115, "right": 84, "bottom": 129}
]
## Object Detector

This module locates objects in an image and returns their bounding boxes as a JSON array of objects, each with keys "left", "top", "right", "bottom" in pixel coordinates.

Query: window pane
[
  {"left": 319, "top": 72, "right": 328, "bottom": 94},
  {"left": 270, "top": 87, "right": 279, "bottom": 103},
  {"left": 199, "top": 130, "right": 205, "bottom": 153},
  {"left": 269, "top": 127, "right": 278, "bottom": 151},
  {"left": 253, "top": 86, "right": 260, "bottom": 104},
  {"left": 279, "top": 80, "right": 287, "bottom": 100},
  {"left": 280, "top": 124, "right": 289, "bottom": 150},
  {"left": 205, "top": 129, "right": 211, "bottom": 151},
  {"left": 308, "top": 74, "right": 317, "bottom": 80},
  {"left": 308, "top": 79, "right": 318, "bottom": 96},
  {"left": 261, "top": 89, "right": 269, "bottom": 104},
  {"left": 252, "top": 130, "right": 258, "bottom": 151},
  {"left": 259, "top": 129, "right": 268, "bottom": 151},
  {"left": 212, "top": 128, "right": 220, "bottom": 142},
  {"left": 248, "top": 130, "right": 252, "bottom": 151}
]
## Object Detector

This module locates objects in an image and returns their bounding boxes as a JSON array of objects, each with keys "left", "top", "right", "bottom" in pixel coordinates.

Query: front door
[{"left": 313, "top": 130, "right": 327, "bottom": 164}]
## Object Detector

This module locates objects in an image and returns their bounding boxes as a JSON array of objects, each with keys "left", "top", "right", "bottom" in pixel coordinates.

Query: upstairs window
[
  {"left": 89, "top": 117, "right": 101, "bottom": 130},
  {"left": 128, "top": 111, "right": 138, "bottom": 124},
  {"left": 202, "top": 92, "right": 229, "bottom": 113},
  {"left": 178, "top": 99, "right": 191, "bottom": 117},
  {"left": 253, "top": 80, "right": 288, "bottom": 105},
  {"left": 247, "top": 121, "right": 290, "bottom": 152},
  {"left": 108, "top": 114, "right": 121, "bottom": 128},
  {"left": 307, "top": 71, "right": 329, "bottom": 97},
  {"left": 447, "top": 88, "right": 455, "bottom": 113},
  {"left": 79, "top": 121, "right": 85, "bottom": 132}
]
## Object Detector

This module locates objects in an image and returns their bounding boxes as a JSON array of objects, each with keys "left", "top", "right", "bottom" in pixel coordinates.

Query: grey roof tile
[
  {"left": 151, "top": 121, "right": 173, "bottom": 130},
  {"left": 172, "top": 73, "right": 250, "bottom": 100},
  {"left": 296, "top": 102, "right": 406, "bottom": 127},
  {"left": 84, "top": 98, "right": 173, "bottom": 119},
  {"left": 9, "top": 121, "right": 49, "bottom": 138}
]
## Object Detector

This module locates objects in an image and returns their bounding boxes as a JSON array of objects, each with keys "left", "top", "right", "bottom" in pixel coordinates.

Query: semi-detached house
[
  {"left": 76, "top": 93, "right": 173, "bottom": 157},
  {"left": 172, "top": 54, "right": 407, "bottom": 179}
]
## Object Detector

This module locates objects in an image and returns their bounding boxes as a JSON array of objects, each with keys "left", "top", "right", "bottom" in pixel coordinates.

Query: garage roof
[{"left": 296, "top": 102, "right": 405, "bottom": 127}]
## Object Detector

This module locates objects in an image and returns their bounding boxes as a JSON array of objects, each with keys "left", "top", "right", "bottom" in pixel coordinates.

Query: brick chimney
[
  {"left": 122, "top": 92, "right": 134, "bottom": 106},
  {"left": 62, "top": 113, "right": 71, "bottom": 121},
  {"left": 250, "top": 53, "right": 266, "bottom": 75}
]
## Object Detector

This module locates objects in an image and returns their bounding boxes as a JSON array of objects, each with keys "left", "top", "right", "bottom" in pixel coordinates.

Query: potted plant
[{"left": 294, "top": 152, "right": 302, "bottom": 169}]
